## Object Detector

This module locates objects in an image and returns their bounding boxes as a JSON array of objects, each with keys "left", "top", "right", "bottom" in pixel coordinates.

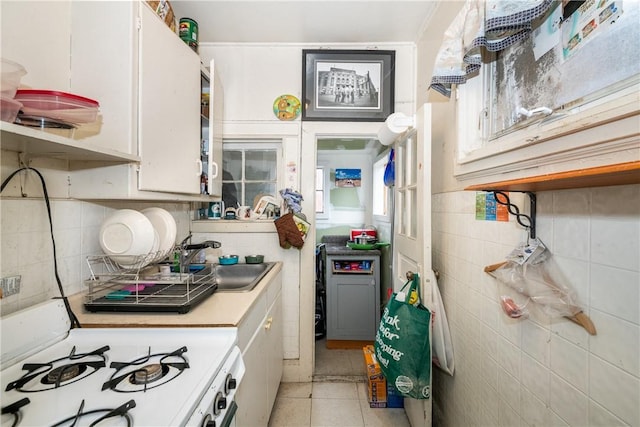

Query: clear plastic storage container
[
  {"left": 14, "top": 89, "right": 99, "bottom": 124},
  {"left": 1, "top": 58, "right": 27, "bottom": 98}
]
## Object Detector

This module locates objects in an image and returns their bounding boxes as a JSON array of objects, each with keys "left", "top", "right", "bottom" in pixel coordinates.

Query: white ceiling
[{"left": 170, "top": 0, "right": 439, "bottom": 44}]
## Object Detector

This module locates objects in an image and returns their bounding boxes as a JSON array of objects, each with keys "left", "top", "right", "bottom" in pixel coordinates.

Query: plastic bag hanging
[
  {"left": 383, "top": 149, "right": 395, "bottom": 187},
  {"left": 485, "top": 238, "right": 596, "bottom": 334}
]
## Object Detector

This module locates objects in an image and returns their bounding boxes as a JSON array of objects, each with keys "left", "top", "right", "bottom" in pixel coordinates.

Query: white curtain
[{"left": 429, "top": 0, "right": 554, "bottom": 99}]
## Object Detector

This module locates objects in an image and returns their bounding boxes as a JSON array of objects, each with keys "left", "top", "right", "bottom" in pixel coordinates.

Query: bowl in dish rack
[
  {"left": 141, "top": 207, "right": 177, "bottom": 261},
  {"left": 14, "top": 89, "right": 99, "bottom": 124},
  {"left": 99, "top": 209, "right": 156, "bottom": 268},
  {"left": 219, "top": 255, "right": 239, "bottom": 265}
]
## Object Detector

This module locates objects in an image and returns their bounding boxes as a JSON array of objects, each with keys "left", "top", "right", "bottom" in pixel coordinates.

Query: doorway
[{"left": 313, "top": 135, "right": 390, "bottom": 378}]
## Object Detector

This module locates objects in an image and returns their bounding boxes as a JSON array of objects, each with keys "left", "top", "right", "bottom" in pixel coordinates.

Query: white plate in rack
[{"left": 141, "top": 207, "right": 177, "bottom": 259}]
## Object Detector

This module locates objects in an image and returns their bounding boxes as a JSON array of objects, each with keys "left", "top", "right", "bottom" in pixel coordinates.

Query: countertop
[
  {"left": 323, "top": 243, "right": 381, "bottom": 256},
  {"left": 68, "top": 262, "right": 282, "bottom": 328}
]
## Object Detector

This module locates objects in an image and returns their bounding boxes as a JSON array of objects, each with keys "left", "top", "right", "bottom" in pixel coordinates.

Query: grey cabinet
[{"left": 326, "top": 255, "right": 380, "bottom": 341}]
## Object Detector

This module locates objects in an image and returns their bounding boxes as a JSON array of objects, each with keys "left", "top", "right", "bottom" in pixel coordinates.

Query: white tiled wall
[
  {"left": 191, "top": 230, "right": 302, "bottom": 360},
  {"left": 432, "top": 184, "right": 640, "bottom": 427},
  {"left": 0, "top": 199, "right": 191, "bottom": 315}
]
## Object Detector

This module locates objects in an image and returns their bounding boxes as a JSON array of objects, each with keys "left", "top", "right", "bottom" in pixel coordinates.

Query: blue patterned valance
[{"left": 429, "top": 0, "right": 554, "bottom": 99}]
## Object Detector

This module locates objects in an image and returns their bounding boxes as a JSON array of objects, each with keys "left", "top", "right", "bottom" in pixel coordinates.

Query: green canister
[{"left": 179, "top": 17, "right": 198, "bottom": 53}]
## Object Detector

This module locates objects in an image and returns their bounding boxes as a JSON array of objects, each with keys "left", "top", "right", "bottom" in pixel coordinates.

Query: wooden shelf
[{"left": 464, "top": 161, "right": 640, "bottom": 192}]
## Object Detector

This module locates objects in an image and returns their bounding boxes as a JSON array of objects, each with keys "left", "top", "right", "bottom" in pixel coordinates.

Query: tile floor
[{"left": 268, "top": 339, "right": 410, "bottom": 427}]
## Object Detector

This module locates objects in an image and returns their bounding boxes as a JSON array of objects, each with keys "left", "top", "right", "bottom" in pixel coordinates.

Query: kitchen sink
[{"left": 192, "top": 262, "right": 276, "bottom": 292}]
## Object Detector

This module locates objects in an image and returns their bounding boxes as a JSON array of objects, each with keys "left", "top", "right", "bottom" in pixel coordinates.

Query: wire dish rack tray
[{"left": 83, "top": 251, "right": 217, "bottom": 314}]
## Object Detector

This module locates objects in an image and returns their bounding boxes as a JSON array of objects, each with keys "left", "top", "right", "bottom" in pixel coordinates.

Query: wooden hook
[
  {"left": 483, "top": 260, "right": 597, "bottom": 335},
  {"left": 484, "top": 261, "right": 508, "bottom": 273},
  {"left": 566, "top": 311, "right": 597, "bottom": 335}
]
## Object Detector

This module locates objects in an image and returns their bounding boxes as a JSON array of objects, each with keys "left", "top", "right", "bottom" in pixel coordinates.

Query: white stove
[{"left": 1, "top": 299, "right": 244, "bottom": 427}]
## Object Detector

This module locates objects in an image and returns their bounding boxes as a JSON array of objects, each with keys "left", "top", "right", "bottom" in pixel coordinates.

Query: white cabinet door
[
  {"left": 265, "top": 292, "right": 283, "bottom": 414},
  {"left": 68, "top": 1, "right": 202, "bottom": 199},
  {"left": 236, "top": 271, "right": 283, "bottom": 427},
  {"left": 236, "top": 321, "right": 269, "bottom": 427},
  {"left": 137, "top": 3, "right": 200, "bottom": 194},
  {"left": 207, "top": 59, "right": 224, "bottom": 197}
]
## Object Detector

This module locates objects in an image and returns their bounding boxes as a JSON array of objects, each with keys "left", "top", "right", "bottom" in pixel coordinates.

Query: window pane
[
  {"left": 316, "top": 168, "right": 324, "bottom": 190},
  {"left": 246, "top": 150, "right": 277, "bottom": 180},
  {"left": 316, "top": 190, "right": 324, "bottom": 213},
  {"left": 223, "top": 150, "right": 243, "bottom": 181},
  {"left": 246, "top": 183, "right": 277, "bottom": 207}
]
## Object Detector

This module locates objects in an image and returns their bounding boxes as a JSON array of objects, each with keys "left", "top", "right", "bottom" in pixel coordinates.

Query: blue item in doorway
[{"left": 383, "top": 149, "right": 394, "bottom": 187}]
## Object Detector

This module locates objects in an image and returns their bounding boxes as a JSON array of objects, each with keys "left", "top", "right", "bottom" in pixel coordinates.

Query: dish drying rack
[{"left": 83, "top": 247, "right": 217, "bottom": 314}]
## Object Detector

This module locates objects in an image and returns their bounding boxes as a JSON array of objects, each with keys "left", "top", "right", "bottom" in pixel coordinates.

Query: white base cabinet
[{"left": 236, "top": 270, "right": 283, "bottom": 426}]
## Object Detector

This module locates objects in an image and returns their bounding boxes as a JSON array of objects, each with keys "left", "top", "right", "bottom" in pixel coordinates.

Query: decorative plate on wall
[{"left": 273, "top": 94, "right": 301, "bottom": 121}]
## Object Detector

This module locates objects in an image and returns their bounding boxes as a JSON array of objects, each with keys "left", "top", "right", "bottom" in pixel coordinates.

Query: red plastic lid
[{"left": 15, "top": 89, "right": 99, "bottom": 107}]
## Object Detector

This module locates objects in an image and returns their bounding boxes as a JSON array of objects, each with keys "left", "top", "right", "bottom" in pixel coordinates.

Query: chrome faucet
[{"left": 179, "top": 235, "right": 221, "bottom": 272}]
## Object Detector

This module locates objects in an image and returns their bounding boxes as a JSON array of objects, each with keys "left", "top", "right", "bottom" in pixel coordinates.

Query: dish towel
[{"left": 429, "top": 0, "right": 554, "bottom": 99}]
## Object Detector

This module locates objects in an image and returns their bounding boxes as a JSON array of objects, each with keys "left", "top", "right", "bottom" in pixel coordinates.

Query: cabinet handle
[
  {"left": 264, "top": 317, "right": 273, "bottom": 330},
  {"left": 211, "top": 161, "right": 219, "bottom": 179},
  {"left": 196, "top": 159, "right": 203, "bottom": 176}
]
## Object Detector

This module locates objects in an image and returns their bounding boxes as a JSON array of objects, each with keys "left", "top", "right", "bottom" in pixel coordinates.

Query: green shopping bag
[{"left": 374, "top": 273, "right": 431, "bottom": 399}]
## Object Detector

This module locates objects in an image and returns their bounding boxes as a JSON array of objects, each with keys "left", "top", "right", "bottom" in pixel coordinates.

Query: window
[
  {"left": 455, "top": 3, "right": 639, "bottom": 182},
  {"left": 315, "top": 164, "right": 329, "bottom": 219},
  {"left": 315, "top": 167, "right": 324, "bottom": 213},
  {"left": 222, "top": 140, "right": 281, "bottom": 208},
  {"left": 372, "top": 153, "right": 390, "bottom": 219}
]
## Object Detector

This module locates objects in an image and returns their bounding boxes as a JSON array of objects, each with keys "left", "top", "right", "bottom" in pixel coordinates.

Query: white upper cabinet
[
  {"left": 1, "top": 1, "right": 208, "bottom": 200},
  {"left": 68, "top": 1, "right": 202, "bottom": 198}
]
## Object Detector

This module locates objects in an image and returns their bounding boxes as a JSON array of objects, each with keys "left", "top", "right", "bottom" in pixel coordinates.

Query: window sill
[
  {"left": 464, "top": 161, "right": 640, "bottom": 192},
  {"left": 191, "top": 219, "right": 276, "bottom": 233},
  {"left": 455, "top": 81, "right": 640, "bottom": 185}
]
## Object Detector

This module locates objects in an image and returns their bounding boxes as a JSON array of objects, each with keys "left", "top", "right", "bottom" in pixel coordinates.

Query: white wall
[
  {"left": 199, "top": 43, "right": 417, "bottom": 123},
  {"left": 431, "top": 186, "right": 640, "bottom": 426},
  {"left": 420, "top": 3, "right": 640, "bottom": 426},
  {"left": 316, "top": 149, "right": 376, "bottom": 231},
  {"left": 0, "top": 198, "right": 191, "bottom": 315}
]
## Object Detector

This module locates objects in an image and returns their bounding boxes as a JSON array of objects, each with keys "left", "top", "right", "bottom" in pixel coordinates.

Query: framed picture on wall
[
  {"left": 335, "top": 168, "right": 362, "bottom": 187},
  {"left": 302, "top": 49, "right": 395, "bottom": 122}
]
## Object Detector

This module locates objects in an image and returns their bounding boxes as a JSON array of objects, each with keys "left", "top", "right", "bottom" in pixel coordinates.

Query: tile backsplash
[
  {"left": 432, "top": 184, "right": 639, "bottom": 426},
  {"left": 0, "top": 199, "right": 190, "bottom": 315}
]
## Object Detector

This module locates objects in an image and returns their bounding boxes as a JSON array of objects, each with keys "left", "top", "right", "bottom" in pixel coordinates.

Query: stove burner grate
[
  {"left": 103, "top": 346, "right": 189, "bottom": 393},
  {"left": 5, "top": 346, "right": 109, "bottom": 393},
  {"left": 1, "top": 398, "right": 30, "bottom": 427},
  {"left": 50, "top": 399, "right": 136, "bottom": 427}
]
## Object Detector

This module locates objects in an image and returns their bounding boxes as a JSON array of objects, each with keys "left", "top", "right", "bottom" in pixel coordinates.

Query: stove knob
[
  {"left": 224, "top": 373, "right": 237, "bottom": 394},
  {"left": 213, "top": 391, "right": 227, "bottom": 415},
  {"left": 201, "top": 414, "right": 216, "bottom": 427}
]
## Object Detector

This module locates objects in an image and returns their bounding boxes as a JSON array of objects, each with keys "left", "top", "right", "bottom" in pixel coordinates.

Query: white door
[{"left": 391, "top": 104, "right": 432, "bottom": 426}]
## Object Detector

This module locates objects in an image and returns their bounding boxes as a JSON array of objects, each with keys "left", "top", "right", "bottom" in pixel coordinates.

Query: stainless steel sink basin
[{"left": 192, "top": 262, "right": 276, "bottom": 292}]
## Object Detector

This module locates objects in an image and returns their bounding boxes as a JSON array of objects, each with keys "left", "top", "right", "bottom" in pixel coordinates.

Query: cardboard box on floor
[{"left": 362, "top": 345, "right": 404, "bottom": 408}]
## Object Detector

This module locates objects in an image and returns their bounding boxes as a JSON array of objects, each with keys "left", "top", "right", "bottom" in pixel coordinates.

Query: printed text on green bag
[{"left": 375, "top": 306, "right": 405, "bottom": 366}]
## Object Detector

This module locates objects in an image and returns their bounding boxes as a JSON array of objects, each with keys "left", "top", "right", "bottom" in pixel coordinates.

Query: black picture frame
[{"left": 302, "top": 49, "right": 395, "bottom": 122}]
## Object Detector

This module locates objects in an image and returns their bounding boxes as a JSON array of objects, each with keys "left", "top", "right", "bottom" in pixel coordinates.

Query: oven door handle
[{"left": 219, "top": 400, "right": 238, "bottom": 427}]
